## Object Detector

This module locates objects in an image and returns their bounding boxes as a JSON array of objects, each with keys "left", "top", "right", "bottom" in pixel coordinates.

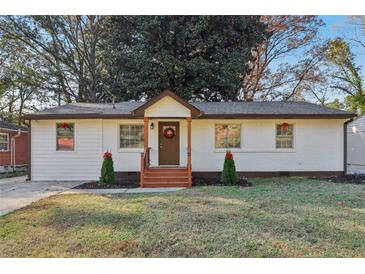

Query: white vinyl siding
[
  {"left": 347, "top": 115, "right": 365, "bottom": 174},
  {"left": 31, "top": 119, "right": 102, "bottom": 181},
  {"left": 191, "top": 119, "right": 344, "bottom": 172},
  {"left": 144, "top": 96, "right": 191, "bottom": 117},
  {"left": 31, "top": 118, "right": 345, "bottom": 180}
]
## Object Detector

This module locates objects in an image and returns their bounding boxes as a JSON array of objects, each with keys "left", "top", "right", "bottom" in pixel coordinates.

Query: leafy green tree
[
  {"left": 104, "top": 16, "right": 267, "bottom": 101},
  {"left": 0, "top": 16, "right": 109, "bottom": 103},
  {"left": 327, "top": 38, "right": 364, "bottom": 113},
  {"left": 0, "top": 39, "right": 49, "bottom": 124},
  {"left": 325, "top": 98, "right": 345, "bottom": 110},
  {"left": 221, "top": 151, "right": 238, "bottom": 185}
]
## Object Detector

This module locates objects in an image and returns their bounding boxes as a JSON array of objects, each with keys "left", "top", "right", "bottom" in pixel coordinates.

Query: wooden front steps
[{"left": 142, "top": 167, "right": 191, "bottom": 188}]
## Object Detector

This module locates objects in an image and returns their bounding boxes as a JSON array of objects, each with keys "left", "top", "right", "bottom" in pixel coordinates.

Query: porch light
[{"left": 150, "top": 122, "right": 154, "bottom": 130}]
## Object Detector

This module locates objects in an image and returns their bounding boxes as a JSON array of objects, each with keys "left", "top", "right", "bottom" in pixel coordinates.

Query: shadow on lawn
[{"left": 43, "top": 203, "right": 146, "bottom": 233}]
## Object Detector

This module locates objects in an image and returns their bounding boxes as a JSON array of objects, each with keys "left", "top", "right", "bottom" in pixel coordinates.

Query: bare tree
[
  {"left": 0, "top": 41, "right": 49, "bottom": 124},
  {"left": 241, "top": 16, "right": 324, "bottom": 101},
  {"left": 0, "top": 16, "right": 108, "bottom": 103}
]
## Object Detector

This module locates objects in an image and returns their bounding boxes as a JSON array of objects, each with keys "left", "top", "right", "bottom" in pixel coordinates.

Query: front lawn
[{"left": 1, "top": 177, "right": 365, "bottom": 257}]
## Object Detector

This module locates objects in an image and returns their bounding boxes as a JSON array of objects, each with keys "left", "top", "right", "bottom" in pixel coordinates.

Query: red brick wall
[
  {"left": 15, "top": 132, "right": 28, "bottom": 165},
  {"left": 0, "top": 129, "right": 28, "bottom": 166}
]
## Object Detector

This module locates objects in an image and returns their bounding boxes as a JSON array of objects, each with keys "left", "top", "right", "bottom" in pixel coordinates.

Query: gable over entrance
[
  {"left": 132, "top": 90, "right": 202, "bottom": 118},
  {"left": 145, "top": 96, "right": 190, "bottom": 117}
]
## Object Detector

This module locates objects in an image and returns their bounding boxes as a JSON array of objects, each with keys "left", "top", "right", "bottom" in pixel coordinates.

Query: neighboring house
[
  {"left": 24, "top": 90, "right": 355, "bottom": 187},
  {"left": 346, "top": 114, "right": 365, "bottom": 174},
  {"left": 0, "top": 121, "right": 29, "bottom": 172}
]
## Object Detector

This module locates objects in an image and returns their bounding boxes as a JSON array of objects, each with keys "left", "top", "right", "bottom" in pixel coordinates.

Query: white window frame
[
  {"left": 118, "top": 123, "right": 145, "bottom": 152},
  {"left": 0, "top": 133, "right": 9, "bottom": 152},
  {"left": 55, "top": 121, "right": 76, "bottom": 152},
  {"left": 275, "top": 123, "right": 295, "bottom": 150},
  {"left": 214, "top": 123, "right": 242, "bottom": 150}
]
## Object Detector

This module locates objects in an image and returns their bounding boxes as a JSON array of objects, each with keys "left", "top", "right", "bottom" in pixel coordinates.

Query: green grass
[
  {"left": 0, "top": 170, "right": 27, "bottom": 179},
  {"left": 1, "top": 177, "right": 365, "bottom": 257}
]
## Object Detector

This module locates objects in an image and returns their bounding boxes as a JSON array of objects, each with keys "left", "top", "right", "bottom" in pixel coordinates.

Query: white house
[
  {"left": 346, "top": 114, "right": 365, "bottom": 174},
  {"left": 24, "top": 90, "right": 355, "bottom": 187}
]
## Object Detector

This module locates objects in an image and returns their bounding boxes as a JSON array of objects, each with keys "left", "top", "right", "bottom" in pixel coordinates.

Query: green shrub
[
  {"left": 99, "top": 151, "right": 115, "bottom": 184},
  {"left": 221, "top": 150, "right": 238, "bottom": 185}
]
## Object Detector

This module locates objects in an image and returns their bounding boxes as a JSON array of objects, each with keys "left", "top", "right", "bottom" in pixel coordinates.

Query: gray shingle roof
[
  {"left": 24, "top": 101, "right": 354, "bottom": 119},
  {"left": 0, "top": 120, "right": 28, "bottom": 131},
  {"left": 192, "top": 101, "right": 353, "bottom": 116},
  {"left": 31, "top": 102, "right": 143, "bottom": 116}
]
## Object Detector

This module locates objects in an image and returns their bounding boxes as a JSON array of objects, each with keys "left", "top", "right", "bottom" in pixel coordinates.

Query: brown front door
[{"left": 159, "top": 122, "right": 179, "bottom": 165}]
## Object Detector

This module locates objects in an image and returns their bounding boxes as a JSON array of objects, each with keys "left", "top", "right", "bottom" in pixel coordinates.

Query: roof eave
[
  {"left": 24, "top": 112, "right": 355, "bottom": 120},
  {"left": 23, "top": 113, "right": 138, "bottom": 120},
  {"left": 0, "top": 127, "right": 28, "bottom": 132},
  {"left": 197, "top": 113, "right": 356, "bottom": 119}
]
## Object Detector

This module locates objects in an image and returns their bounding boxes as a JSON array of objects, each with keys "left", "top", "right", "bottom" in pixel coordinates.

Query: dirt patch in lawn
[
  {"left": 193, "top": 176, "right": 252, "bottom": 187},
  {"left": 325, "top": 174, "right": 365, "bottom": 185}
]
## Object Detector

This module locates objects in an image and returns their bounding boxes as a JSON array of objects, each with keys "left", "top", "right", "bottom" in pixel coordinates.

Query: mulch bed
[
  {"left": 193, "top": 177, "right": 252, "bottom": 187},
  {"left": 74, "top": 181, "right": 139, "bottom": 189},
  {"left": 75, "top": 177, "right": 252, "bottom": 189},
  {"left": 325, "top": 174, "right": 365, "bottom": 185}
]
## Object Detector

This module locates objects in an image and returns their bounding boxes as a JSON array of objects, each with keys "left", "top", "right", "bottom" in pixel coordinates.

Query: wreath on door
[{"left": 163, "top": 127, "right": 176, "bottom": 139}]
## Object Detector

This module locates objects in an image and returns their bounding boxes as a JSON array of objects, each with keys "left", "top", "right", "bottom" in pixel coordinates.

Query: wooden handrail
[
  {"left": 145, "top": 147, "right": 151, "bottom": 168},
  {"left": 140, "top": 152, "right": 144, "bottom": 187},
  {"left": 187, "top": 148, "right": 192, "bottom": 187},
  {"left": 140, "top": 147, "right": 151, "bottom": 187},
  {"left": 187, "top": 117, "right": 192, "bottom": 187}
]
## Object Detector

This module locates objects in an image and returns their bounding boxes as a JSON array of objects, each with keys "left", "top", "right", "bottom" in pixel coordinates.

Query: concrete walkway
[
  {"left": 0, "top": 178, "right": 85, "bottom": 216},
  {"left": 0, "top": 175, "right": 28, "bottom": 185},
  {"left": 60, "top": 187, "right": 185, "bottom": 195}
]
